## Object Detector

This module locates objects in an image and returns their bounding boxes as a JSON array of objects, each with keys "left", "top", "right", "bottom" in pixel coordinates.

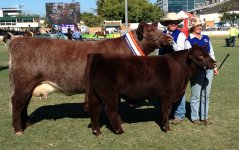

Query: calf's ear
[
  {"left": 151, "top": 22, "right": 158, "bottom": 27},
  {"left": 136, "top": 21, "right": 145, "bottom": 41},
  {"left": 188, "top": 54, "right": 194, "bottom": 60}
]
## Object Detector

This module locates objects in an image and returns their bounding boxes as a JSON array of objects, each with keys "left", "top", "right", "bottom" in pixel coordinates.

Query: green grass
[
  {"left": 0, "top": 37, "right": 239, "bottom": 149},
  {"left": 82, "top": 33, "right": 120, "bottom": 39}
]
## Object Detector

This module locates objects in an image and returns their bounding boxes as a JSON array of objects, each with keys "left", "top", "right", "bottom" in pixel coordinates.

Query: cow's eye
[{"left": 198, "top": 55, "right": 204, "bottom": 60}]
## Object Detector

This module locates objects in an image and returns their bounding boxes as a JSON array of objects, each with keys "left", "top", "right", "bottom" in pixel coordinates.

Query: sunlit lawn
[
  {"left": 0, "top": 36, "right": 238, "bottom": 149},
  {"left": 82, "top": 33, "right": 120, "bottom": 39}
]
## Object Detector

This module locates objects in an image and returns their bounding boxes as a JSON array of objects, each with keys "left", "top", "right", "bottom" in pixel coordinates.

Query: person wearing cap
[
  {"left": 159, "top": 12, "right": 187, "bottom": 125},
  {"left": 185, "top": 17, "right": 219, "bottom": 125}
]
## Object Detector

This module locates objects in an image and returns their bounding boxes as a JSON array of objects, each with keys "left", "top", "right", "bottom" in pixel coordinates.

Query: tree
[
  {"left": 219, "top": 0, "right": 239, "bottom": 25},
  {"left": 81, "top": 12, "right": 104, "bottom": 27},
  {"left": 96, "top": 0, "right": 162, "bottom": 23}
]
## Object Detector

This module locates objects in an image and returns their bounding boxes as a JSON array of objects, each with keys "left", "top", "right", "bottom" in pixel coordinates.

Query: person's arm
[
  {"left": 184, "top": 40, "right": 192, "bottom": 49},
  {"left": 174, "top": 32, "right": 187, "bottom": 51},
  {"left": 209, "top": 41, "right": 216, "bottom": 61},
  {"left": 208, "top": 40, "right": 219, "bottom": 75}
]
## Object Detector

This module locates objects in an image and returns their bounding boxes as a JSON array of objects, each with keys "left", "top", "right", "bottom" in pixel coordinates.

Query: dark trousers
[{"left": 229, "top": 36, "right": 235, "bottom": 47}]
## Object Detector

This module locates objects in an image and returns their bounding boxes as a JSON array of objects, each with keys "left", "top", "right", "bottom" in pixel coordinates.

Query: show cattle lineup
[
  {"left": 6, "top": 18, "right": 218, "bottom": 136},
  {"left": 8, "top": 22, "right": 172, "bottom": 135}
]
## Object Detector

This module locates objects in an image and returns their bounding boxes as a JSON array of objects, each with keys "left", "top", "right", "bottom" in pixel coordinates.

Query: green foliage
[
  {"left": 80, "top": 0, "right": 162, "bottom": 26},
  {"left": 219, "top": 1, "right": 239, "bottom": 24},
  {"left": 81, "top": 12, "right": 104, "bottom": 27},
  {"left": 96, "top": 0, "right": 162, "bottom": 23},
  {"left": 0, "top": 37, "right": 239, "bottom": 149},
  {"left": 220, "top": 13, "right": 239, "bottom": 24}
]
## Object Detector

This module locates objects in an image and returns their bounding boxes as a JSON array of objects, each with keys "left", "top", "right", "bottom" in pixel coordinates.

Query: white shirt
[
  {"left": 166, "top": 31, "right": 187, "bottom": 51},
  {"left": 184, "top": 33, "right": 216, "bottom": 60}
]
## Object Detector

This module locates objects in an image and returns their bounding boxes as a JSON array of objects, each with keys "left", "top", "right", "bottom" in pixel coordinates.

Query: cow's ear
[
  {"left": 189, "top": 54, "right": 194, "bottom": 60},
  {"left": 151, "top": 22, "right": 158, "bottom": 27},
  {"left": 136, "top": 21, "right": 145, "bottom": 41}
]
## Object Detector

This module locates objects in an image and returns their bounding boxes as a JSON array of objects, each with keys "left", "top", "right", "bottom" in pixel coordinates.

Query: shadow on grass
[
  {"left": 0, "top": 65, "right": 8, "bottom": 71},
  {"left": 29, "top": 103, "right": 89, "bottom": 124},
  {"left": 29, "top": 100, "right": 192, "bottom": 132}
]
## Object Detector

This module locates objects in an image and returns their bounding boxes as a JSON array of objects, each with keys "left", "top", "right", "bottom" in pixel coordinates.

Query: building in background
[
  {"left": 157, "top": 0, "right": 169, "bottom": 12},
  {"left": 156, "top": 0, "right": 226, "bottom": 12},
  {"left": 0, "top": 7, "right": 40, "bottom": 30}
]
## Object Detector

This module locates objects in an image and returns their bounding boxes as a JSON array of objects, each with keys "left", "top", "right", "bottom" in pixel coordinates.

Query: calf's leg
[
  {"left": 88, "top": 92, "right": 102, "bottom": 136},
  {"left": 104, "top": 94, "right": 123, "bottom": 134},
  {"left": 161, "top": 100, "right": 172, "bottom": 132}
]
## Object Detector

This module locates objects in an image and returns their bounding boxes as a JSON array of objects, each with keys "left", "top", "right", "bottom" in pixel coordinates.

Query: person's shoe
[
  {"left": 192, "top": 120, "right": 202, "bottom": 125},
  {"left": 201, "top": 120, "right": 212, "bottom": 126},
  {"left": 171, "top": 117, "right": 183, "bottom": 125}
]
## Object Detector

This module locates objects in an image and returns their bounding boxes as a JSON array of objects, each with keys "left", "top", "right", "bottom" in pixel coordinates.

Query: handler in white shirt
[{"left": 158, "top": 12, "right": 187, "bottom": 125}]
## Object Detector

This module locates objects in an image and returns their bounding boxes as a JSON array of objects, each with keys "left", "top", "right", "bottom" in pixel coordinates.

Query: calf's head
[
  {"left": 136, "top": 21, "right": 172, "bottom": 54},
  {"left": 188, "top": 45, "right": 217, "bottom": 69}
]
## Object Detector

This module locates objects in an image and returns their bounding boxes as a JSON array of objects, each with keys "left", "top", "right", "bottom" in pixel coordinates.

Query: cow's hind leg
[
  {"left": 11, "top": 78, "right": 40, "bottom": 135},
  {"left": 88, "top": 92, "right": 102, "bottom": 136},
  {"left": 11, "top": 91, "right": 32, "bottom": 135},
  {"left": 104, "top": 95, "right": 123, "bottom": 134}
]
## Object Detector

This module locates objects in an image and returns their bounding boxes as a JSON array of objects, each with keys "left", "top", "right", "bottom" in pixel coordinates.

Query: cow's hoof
[
  {"left": 115, "top": 129, "right": 124, "bottom": 134},
  {"left": 120, "top": 121, "right": 125, "bottom": 126},
  {"left": 165, "top": 130, "right": 171, "bottom": 133},
  {"left": 15, "top": 131, "right": 23, "bottom": 136},
  {"left": 163, "top": 127, "right": 171, "bottom": 133},
  {"left": 93, "top": 130, "right": 102, "bottom": 136}
]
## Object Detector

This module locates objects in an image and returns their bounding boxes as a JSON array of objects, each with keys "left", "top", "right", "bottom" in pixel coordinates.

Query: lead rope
[{"left": 203, "top": 70, "right": 207, "bottom": 123}]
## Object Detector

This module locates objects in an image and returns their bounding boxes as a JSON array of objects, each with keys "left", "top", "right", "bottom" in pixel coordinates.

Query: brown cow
[
  {"left": 84, "top": 45, "right": 217, "bottom": 136},
  {"left": 8, "top": 21, "right": 172, "bottom": 135}
]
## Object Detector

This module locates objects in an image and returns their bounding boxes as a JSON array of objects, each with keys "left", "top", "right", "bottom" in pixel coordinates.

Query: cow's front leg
[
  {"left": 104, "top": 97, "right": 123, "bottom": 134},
  {"left": 161, "top": 101, "right": 171, "bottom": 132}
]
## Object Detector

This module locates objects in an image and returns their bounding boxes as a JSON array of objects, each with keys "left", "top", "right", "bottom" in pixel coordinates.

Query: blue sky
[{"left": 0, "top": 0, "right": 157, "bottom": 16}]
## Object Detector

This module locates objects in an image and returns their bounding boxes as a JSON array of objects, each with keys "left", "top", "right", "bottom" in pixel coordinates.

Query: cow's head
[
  {"left": 3, "top": 32, "right": 12, "bottom": 43},
  {"left": 188, "top": 44, "right": 217, "bottom": 69},
  {"left": 136, "top": 21, "right": 172, "bottom": 54}
]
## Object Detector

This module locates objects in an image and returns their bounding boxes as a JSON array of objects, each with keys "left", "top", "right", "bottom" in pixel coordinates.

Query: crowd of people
[{"left": 158, "top": 12, "right": 219, "bottom": 125}]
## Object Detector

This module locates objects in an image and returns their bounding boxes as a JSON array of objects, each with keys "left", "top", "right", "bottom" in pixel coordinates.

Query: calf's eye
[{"left": 198, "top": 55, "right": 204, "bottom": 60}]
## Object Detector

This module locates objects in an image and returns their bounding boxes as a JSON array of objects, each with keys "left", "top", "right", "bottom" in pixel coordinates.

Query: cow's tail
[
  {"left": 84, "top": 54, "right": 97, "bottom": 113},
  {"left": 8, "top": 38, "right": 20, "bottom": 114},
  {"left": 8, "top": 49, "right": 14, "bottom": 114},
  {"left": 84, "top": 55, "right": 91, "bottom": 112}
]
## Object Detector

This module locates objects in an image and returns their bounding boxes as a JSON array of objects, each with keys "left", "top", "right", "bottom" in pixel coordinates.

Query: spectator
[
  {"left": 72, "top": 28, "right": 82, "bottom": 40},
  {"left": 66, "top": 27, "right": 73, "bottom": 40},
  {"left": 159, "top": 12, "right": 187, "bottom": 125},
  {"left": 185, "top": 17, "right": 219, "bottom": 125},
  {"left": 229, "top": 25, "right": 238, "bottom": 47}
]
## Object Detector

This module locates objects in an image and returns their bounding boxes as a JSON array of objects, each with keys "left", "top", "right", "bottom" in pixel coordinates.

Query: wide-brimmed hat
[
  {"left": 159, "top": 12, "right": 183, "bottom": 26},
  {"left": 189, "top": 17, "right": 204, "bottom": 28}
]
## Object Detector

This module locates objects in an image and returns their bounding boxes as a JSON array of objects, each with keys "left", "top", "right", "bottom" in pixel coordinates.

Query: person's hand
[{"left": 213, "top": 67, "right": 219, "bottom": 76}]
